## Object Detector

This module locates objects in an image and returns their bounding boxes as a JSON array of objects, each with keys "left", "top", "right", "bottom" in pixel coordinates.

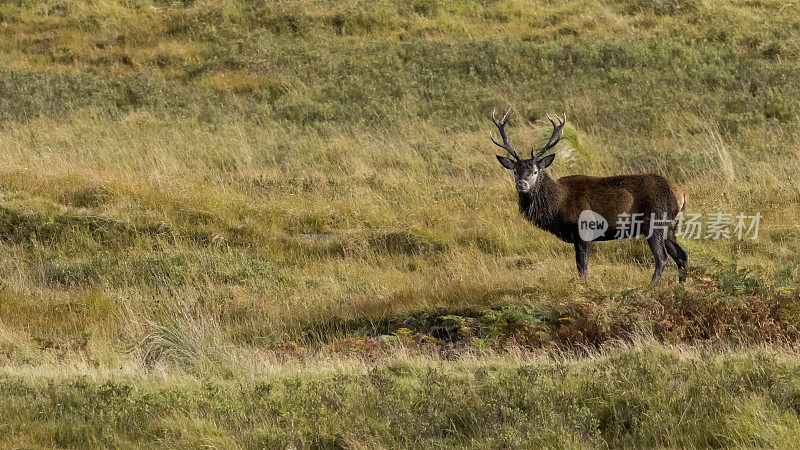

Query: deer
[{"left": 490, "top": 109, "right": 688, "bottom": 283}]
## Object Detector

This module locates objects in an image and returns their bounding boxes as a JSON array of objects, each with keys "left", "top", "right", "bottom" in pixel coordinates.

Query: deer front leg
[{"left": 573, "top": 239, "right": 592, "bottom": 280}]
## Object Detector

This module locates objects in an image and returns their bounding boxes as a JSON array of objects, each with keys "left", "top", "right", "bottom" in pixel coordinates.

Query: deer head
[{"left": 491, "top": 109, "right": 565, "bottom": 193}]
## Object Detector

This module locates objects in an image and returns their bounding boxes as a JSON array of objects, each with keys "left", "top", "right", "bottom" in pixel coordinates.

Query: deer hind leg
[
  {"left": 573, "top": 239, "right": 593, "bottom": 280},
  {"left": 665, "top": 229, "right": 688, "bottom": 283},
  {"left": 647, "top": 232, "right": 669, "bottom": 283}
]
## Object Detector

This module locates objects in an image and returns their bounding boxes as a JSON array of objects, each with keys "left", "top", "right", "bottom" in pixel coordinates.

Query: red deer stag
[{"left": 491, "top": 109, "right": 688, "bottom": 282}]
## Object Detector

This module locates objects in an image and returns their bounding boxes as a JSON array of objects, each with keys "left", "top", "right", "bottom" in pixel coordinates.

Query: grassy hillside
[
  {"left": 6, "top": 344, "right": 800, "bottom": 448},
  {"left": 0, "top": 0, "right": 799, "bottom": 446}
]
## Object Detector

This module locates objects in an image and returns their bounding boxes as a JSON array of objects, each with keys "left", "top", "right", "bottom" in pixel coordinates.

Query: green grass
[
  {"left": 5, "top": 343, "right": 800, "bottom": 448},
  {"left": 0, "top": 0, "right": 799, "bottom": 446}
]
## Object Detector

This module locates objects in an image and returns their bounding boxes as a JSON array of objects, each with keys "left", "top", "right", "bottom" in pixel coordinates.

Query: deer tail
[{"left": 669, "top": 181, "right": 687, "bottom": 212}]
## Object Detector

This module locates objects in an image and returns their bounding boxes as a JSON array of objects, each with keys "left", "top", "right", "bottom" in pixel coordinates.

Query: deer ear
[
  {"left": 537, "top": 153, "right": 555, "bottom": 169},
  {"left": 496, "top": 155, "right": 516, "bottom": 170}
]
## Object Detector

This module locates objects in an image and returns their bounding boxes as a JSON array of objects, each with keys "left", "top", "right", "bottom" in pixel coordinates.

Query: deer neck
[{"left": 518, "top": 171, "right": 561, "bottom": 230}]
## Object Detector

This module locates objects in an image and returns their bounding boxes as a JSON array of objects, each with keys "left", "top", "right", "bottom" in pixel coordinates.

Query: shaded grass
[
  {"left": 296, "top": 260, "right": 800, "bottom": 350},
  {"left": 4, "top": 343, "right": 800, "bottom": 447}
]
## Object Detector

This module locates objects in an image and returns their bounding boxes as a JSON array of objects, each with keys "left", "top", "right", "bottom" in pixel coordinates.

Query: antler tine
[
  {"left": 500, "top": 107, "right": 511, "bottom": 124},
  {"left": 490, "top": 108, "right": 520, "bottom": 161},
  {"left": 533, "top": 112, "right": 567, "bottom": 159}
]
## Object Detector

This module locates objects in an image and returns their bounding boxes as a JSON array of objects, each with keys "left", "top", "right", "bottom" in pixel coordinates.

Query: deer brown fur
[{"left": 491, "top": 110, "right": 688, "bottom": 283}]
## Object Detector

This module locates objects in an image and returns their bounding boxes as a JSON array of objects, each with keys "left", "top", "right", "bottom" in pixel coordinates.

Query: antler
[
  {"left": 490, "top": 108, "right": 520, "bottom": 161},
  {"left": 533, "top": 113, "right": 566, "bottom": 160}
]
